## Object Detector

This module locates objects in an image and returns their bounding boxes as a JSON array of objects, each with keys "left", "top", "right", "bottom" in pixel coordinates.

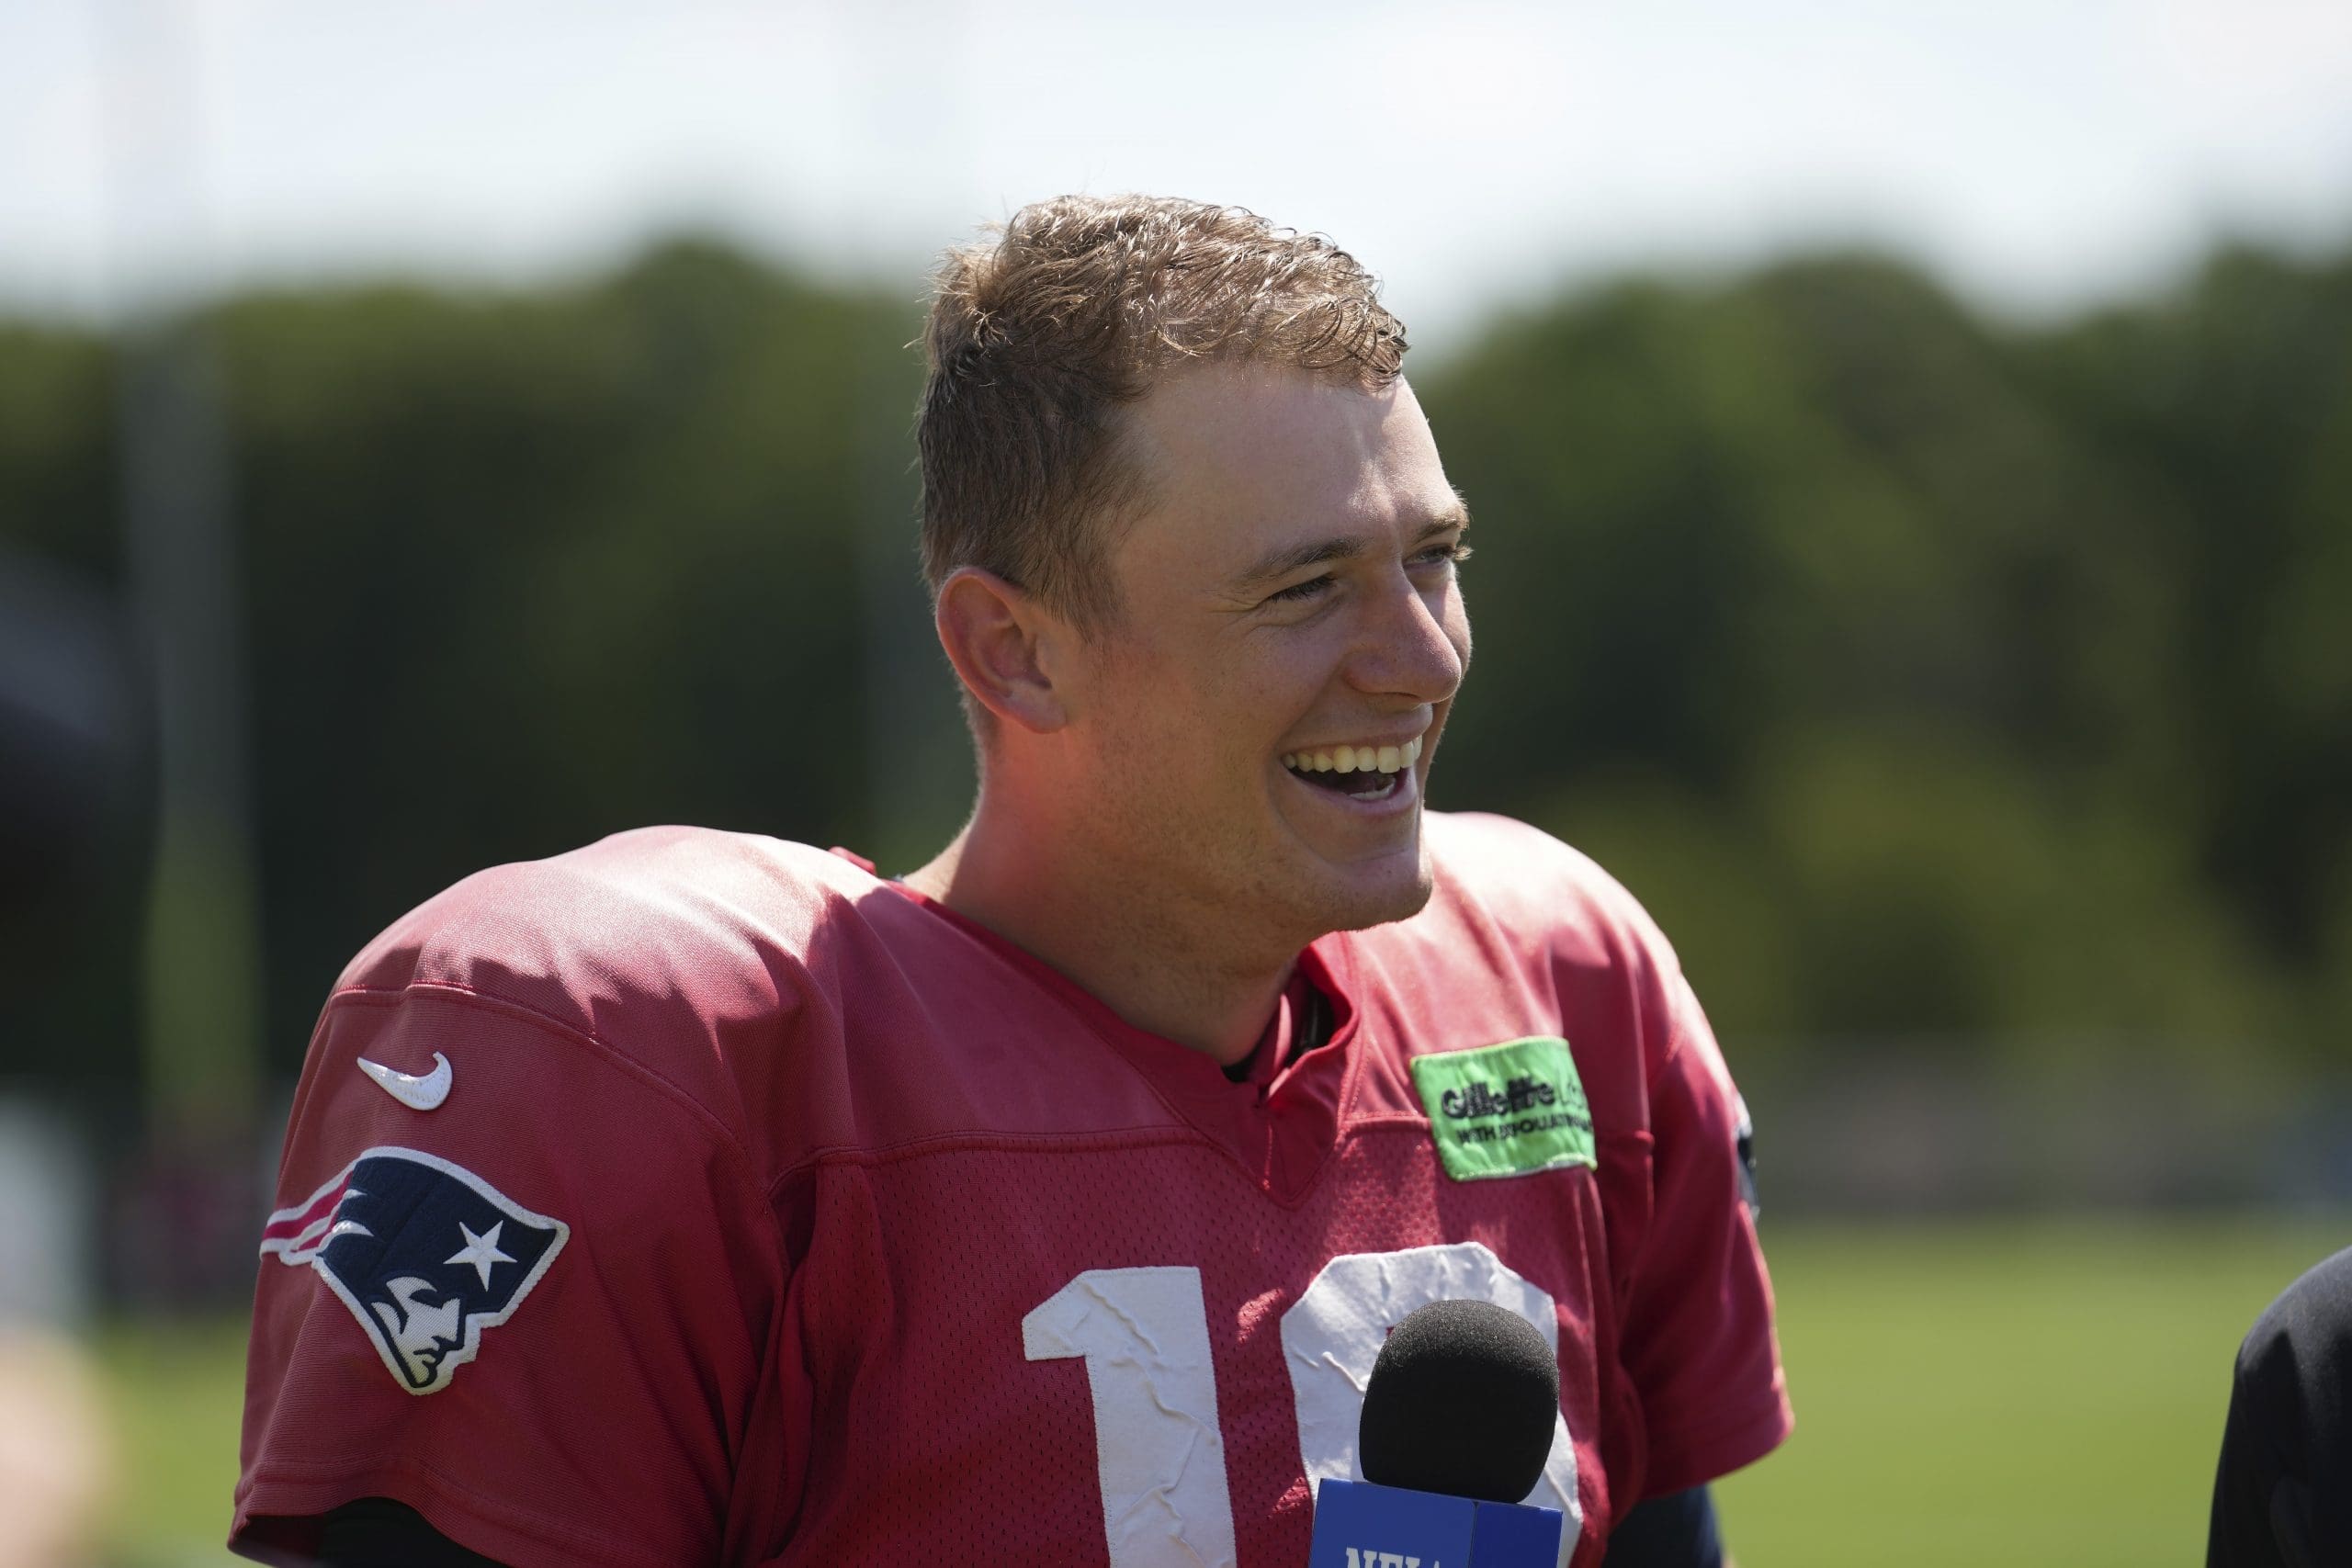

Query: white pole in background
[
  {"left": 843, "top": 0, "right": 980, "bottom": 869},
  {"left": 97, "top": 0, "right": 263, "bottom": 1146}
]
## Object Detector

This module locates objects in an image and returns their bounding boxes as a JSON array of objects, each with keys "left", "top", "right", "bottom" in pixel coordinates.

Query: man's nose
[{"left": 1349, "top": 570, "right": 1468, "bottom": 704}]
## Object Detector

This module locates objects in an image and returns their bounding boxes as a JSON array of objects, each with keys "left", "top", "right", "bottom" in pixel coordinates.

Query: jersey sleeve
[
  {"left": 1616, "top": 971, "right": 1792, "bottom": 1497},
  {"left": 231, "top": 983, "right": 786, "bottom": 1568}
]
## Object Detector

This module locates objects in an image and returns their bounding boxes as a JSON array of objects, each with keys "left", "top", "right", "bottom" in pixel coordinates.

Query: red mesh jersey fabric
[{"left": 232, "top": 814, "right": 1790, "bottom": 1567}]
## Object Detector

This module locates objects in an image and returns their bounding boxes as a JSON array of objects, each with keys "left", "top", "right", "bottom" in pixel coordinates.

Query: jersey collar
[{"left": 884, "top": 880, "right": 1359, "bottom": 1204}]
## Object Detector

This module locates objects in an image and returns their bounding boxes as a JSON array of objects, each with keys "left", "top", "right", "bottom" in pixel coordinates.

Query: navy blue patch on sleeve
[
  {"left": 1734, "top": 1095, "right": 1760, "bottom": 1220},
  {"left": 259, "top": 1147, "right": 570, "bottom": 1394}
]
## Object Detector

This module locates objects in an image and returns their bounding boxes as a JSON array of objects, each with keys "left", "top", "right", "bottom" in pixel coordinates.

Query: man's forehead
[
  {"left": 1119, "top": 364, "right": 1453, "bottom": 559},
  {"left": 1130, "top": 362, "right": 1411, "bottom": 462}
]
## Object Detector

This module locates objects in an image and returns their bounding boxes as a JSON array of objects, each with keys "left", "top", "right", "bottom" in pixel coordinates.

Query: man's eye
[
  {"left": 1265, "top": 575, "right": 1333, "bottom": 605},
  {"left": 1413, "top": 542, "right": 1474, "bottom": 570}
]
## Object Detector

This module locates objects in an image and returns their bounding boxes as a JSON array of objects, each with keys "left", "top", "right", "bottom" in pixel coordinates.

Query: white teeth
[
  {"left": 1283, "top": 734, "right": 1428, "bottom": 776},
  {"left": 1288, "top": 738, "right": 1430, "bottom": 780}
]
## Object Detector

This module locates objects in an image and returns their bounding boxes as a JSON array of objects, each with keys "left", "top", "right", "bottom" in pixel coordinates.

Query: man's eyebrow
[
  {"left": 1227, "top": 503, "right": 1472, "bottom": 591},
  {"left": 1230, "top": 535, "right": 1369, "bottom": 590}
]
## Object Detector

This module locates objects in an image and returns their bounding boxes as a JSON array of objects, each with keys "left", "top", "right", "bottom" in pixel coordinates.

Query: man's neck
[{"left": 903, "top": 804, "right": 1300, "bottom": 1068}]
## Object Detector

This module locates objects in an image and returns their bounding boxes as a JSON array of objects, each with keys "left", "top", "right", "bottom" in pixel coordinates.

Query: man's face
[{"left": 1056, "top": 364, "right": 1471, "bottom": 943}]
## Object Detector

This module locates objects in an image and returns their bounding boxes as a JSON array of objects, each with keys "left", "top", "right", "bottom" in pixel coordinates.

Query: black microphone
[{"left": 1306, "top": 1299, "right": 1567, "bottom": 1567}]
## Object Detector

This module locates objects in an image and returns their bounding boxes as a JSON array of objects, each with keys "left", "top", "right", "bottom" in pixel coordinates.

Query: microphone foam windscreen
[{"left": 1358, "top": 1298, "right": 1559, "bottom": 1503}]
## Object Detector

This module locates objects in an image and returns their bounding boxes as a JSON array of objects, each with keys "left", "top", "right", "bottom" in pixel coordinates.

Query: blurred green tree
[{"left": 2, "top": 236, "right": 2344, "bottom": 1090}]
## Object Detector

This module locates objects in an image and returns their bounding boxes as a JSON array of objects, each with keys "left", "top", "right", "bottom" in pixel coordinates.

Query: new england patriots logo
[{"left": 259, "top": 1147, "right": 568, "bottom": 1394}]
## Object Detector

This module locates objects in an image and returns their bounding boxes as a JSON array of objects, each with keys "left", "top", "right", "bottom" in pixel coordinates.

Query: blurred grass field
[
  {"left": 1714, "top": 1216, "right": 2344, "bottom": 1566},
  {"left": 92, "top": 1216, "right": 2345, "bottom": 1566}
]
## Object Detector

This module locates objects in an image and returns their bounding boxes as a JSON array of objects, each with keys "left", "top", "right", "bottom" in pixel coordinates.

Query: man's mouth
[{"left": 1281, "top": 736, "right": 1424, "bottom": 800}]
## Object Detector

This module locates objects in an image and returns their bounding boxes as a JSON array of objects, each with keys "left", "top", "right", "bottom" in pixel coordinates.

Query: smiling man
[
  {"left": 232, "top": 196, "right": 1790, "bottom": 1568},
  {"left": 910, "top": 355, "right": 1472, "bottom": 1061}
]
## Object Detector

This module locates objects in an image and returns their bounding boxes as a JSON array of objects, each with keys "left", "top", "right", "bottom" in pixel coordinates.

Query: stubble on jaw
[{"left": 1073, "top": 768, "right": 1439, "bottom": 969}]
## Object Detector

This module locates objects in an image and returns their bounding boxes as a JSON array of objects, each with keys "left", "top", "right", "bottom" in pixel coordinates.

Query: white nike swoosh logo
[{"left": 356, "top": 1051, "right": 453, "bottom": 1111}]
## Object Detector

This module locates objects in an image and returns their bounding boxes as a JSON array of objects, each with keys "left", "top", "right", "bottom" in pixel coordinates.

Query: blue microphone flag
[{"left": 1307, "top": 1477, "right": 1564, "bottom": 1568}]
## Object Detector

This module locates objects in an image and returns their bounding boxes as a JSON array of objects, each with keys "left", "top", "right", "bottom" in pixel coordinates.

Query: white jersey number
[
  {"left": 1023, "top": 1243, "right": 1581, "bottom": 1568},
  {"left": 1023, "top": 1267, "right": 1241, "bottom": 1568},
  {"left": 1281, "top": 1242, "right": 1583, "bottom": 1560}
]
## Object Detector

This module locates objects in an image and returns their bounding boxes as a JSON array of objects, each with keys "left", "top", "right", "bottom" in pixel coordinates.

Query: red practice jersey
[{"left": 232, "top": 811, "right": 1790, "bottom": 1568}]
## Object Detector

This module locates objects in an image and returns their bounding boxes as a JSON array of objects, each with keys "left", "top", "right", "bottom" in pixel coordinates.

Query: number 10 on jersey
[{"left": 1023, "top": 1242, "right": 1582, "bottom": 1568}]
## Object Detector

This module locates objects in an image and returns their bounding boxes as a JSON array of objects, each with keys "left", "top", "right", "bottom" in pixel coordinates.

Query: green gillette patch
[{"left": 1410, "top": 1036, "right": 1595, "bottom": 1181}]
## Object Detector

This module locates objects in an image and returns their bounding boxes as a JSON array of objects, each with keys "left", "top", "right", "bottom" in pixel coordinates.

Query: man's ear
[{"left": 933, "top": 568, "right": 1075, "bottom": 734}]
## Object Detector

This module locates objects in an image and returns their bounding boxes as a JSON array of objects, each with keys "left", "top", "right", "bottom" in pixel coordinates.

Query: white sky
[{"left": 4, "top": 0, "right": 2350, "bottom": 352}]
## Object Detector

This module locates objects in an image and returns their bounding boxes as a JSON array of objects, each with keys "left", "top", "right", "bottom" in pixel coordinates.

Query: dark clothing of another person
[{"left": 2210, "top": 1245, "right": 2352, "bottom": 1567}]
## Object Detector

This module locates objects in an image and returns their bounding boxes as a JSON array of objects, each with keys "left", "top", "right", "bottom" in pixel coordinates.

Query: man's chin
[{"left": 1303, "top": 849, "right": 1435, "bottom": 935}]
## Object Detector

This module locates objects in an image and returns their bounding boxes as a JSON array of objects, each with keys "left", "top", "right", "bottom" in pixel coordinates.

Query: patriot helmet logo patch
[{"left": 259, "top": 1147, "right": 568, "bottom": 1394}]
